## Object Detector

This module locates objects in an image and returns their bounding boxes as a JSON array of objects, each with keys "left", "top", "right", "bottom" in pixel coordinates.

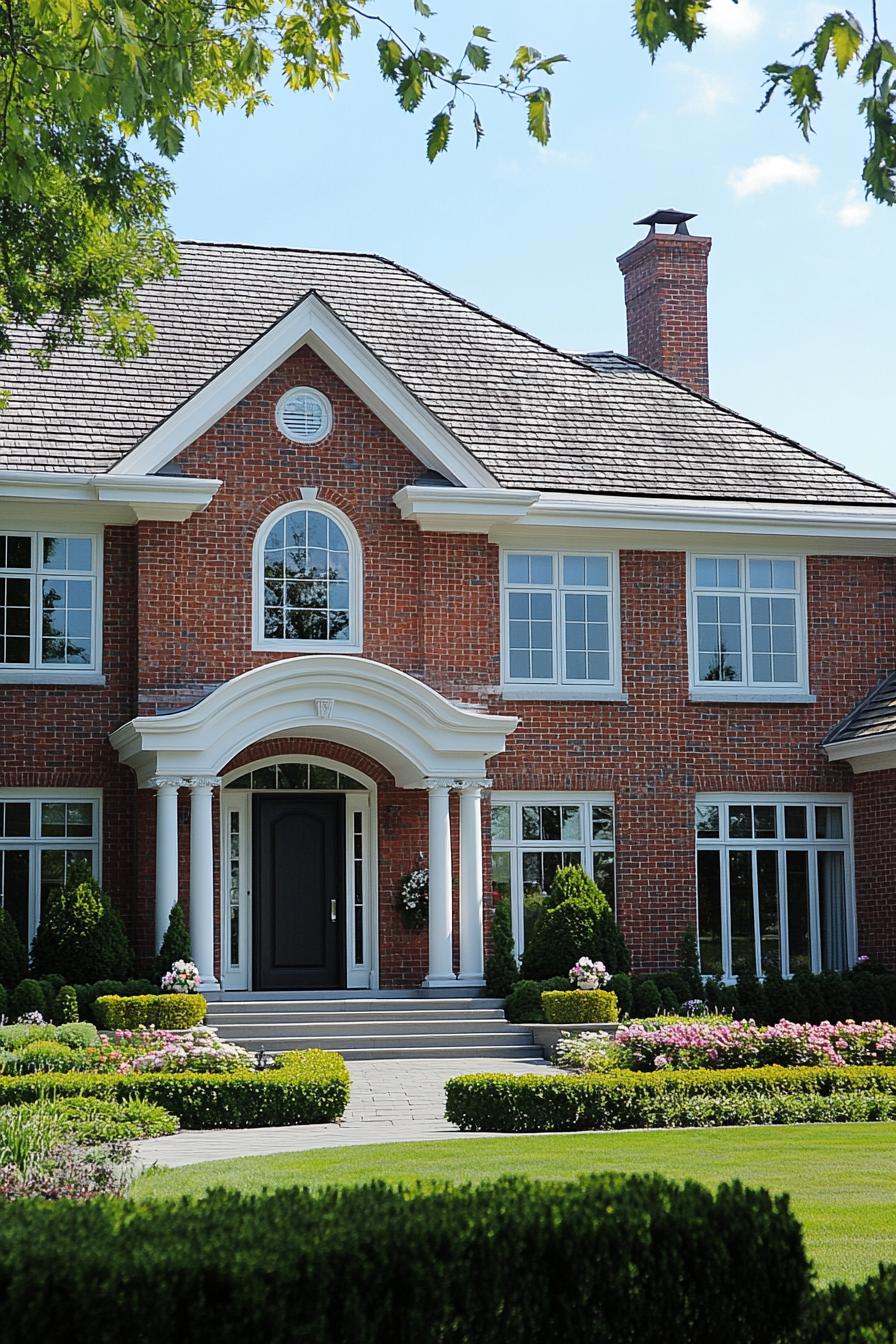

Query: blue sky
[{"left": 167, "top": 1, "right": 896, "bottom": 492}]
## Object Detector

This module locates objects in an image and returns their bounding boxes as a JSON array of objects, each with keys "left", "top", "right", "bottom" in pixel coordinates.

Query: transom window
[
  {"left": 689, "top": 554, "right": 806, "bottom": 692},
  {"left": 253, "top": 502, "right": 362, "bottom": 651},
  {"left": 225, "top": 762, "right": 366, "bottom": 791},
  {"left": 0, "top": 533, "right": 98, "bottom": 672},
  {"left": 695, "top": 796, "right": 853, "bottom": 980},
  {"left": 0, "top": 793, "right": 101, "bottom": 945},
  {"left": 502, "top": 551, "right": 619, "bottom": 692},
  {"left": 491, "top": 794, "right": 616, "bottom": 955}
]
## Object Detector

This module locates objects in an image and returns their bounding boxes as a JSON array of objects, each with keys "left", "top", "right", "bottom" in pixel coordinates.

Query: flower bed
[
  {"left": 0, "top": 1048, "right": 350, "bottom": 1128},
  {"left": 613, "top": 1018, "right": 896, "bottom": 1071},
  {"left": 444, "top": 1064, "right": 896, "bottom": 1132}
]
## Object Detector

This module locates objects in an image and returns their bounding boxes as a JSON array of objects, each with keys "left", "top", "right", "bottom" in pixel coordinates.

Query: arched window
[{"left": 253, "top": 501, "right": 362, "bottom": 651}]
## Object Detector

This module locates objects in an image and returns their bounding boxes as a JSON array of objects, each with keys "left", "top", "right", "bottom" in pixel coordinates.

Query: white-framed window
[
  {"left": 688, "top": 554, "right": 808, "bottom": 695},
  {"left": 252, "top": 500, "right": 362, "bottom": 652},
  {"left": 0, "top": 791, "right": 102, "bottom": 945},
  {"left": 501, "top": 550, "right": 621, "bottom": 696},
  {"left": 695, "top": 794, "right": 854, "bottom": 980},
  {"left": 490, "top": 792, "right": 616, "bottom": 956},
  {"left": 0, "top": 531, "right": 101, "bottom": 676}
]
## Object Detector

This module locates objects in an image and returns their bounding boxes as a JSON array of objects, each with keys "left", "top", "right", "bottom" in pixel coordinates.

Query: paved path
[{"left": 134, "top": 1057, "right": 560, "bottom": 1170}]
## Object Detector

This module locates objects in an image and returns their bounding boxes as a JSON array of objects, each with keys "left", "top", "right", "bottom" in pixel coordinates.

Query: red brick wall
[
  {"left": 852, "top": 771, "right": 896, "bottom": 966},
  {"left": 617, "top": 232, "right": 712, "bottom": 396}
]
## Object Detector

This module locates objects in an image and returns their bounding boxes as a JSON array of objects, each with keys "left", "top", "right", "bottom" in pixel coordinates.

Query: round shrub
[
  {"left": 154, "top": 903, "right": 192, "bottom": 982},
  {"left": 0, "top": 908, "right": 27, "bottom": 992},
  {"left": 5, "top": 1040, "right": 81, "bottom": 1074},
  {"left": 9, "top": 978, "right": 47, "bottom": 1021},
  {"left": 504, "top": 977, "right": 569, "bottom": 1023},
  {"left": 53, "top": 984, "right": 79, "bottom": 1025},
  {"left": 521, "top": 892, "right": 629, "bottom": 982},
  {"left": 542, "top": 989, "right": 619, "bottom": 1024},
  {"left": 31, "top": 860, "right": 132, "bottom": 984},
  {"left": 95, "top": 993, "right": 207, "bottom": 1030},
  {"left": 56, "top": 1021, "right": 99, "bottom": 1049},
  {"left": 632, "top": 977, "right": 661, "bottom": 1018},
  {"left": 484, "top": 898, "right": 519, "bottom": 999}
]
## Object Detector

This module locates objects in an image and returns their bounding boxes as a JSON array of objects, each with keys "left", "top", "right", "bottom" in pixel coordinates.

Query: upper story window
[
  {"left": 253, "top": 501, "right": 362, "bottom": 652},
  {"left": 689, "top": 554, "right": 807, "bottom": 695},
  {"left": 502, "top": 550, "right": 620, "bottom": 695},
  {"left": 0, "top": 532, "right": 99, "bottom": 675}
]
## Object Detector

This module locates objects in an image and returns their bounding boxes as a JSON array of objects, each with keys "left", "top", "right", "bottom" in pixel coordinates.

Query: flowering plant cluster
[
  {"left": 398, "top": 855, "right": 429, "bottom": 931},
  {"left": 569, "top": 958, "right": 609, "bottom": 988},
  {"left": 161, "top": 960, "right": 202, "bottom": 994},
  {"left": 615, "top": 1018, "right": 896, "bottom": 1071},
  {"left": 16, "top": 1011, "right": 46, "bottom": 1026},
  {"left": 83, "top": 1026, "right": 252, "bottom": 1075}
]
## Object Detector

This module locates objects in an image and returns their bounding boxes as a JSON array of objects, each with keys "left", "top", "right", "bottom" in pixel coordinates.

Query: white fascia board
[
  {"left": 107, "top": 293, "right": 495, "bottom": 489},
  {"left": 824, "top": 734, "right": 896, "bottom": 774},
  {"left": 0, "top": 470, "right": 221, "bottom": 523},
  {"left": 395, "top": 485, "right": 896, "bottom": 553}
]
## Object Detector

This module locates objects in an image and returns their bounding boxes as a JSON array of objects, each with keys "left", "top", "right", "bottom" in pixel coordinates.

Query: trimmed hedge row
[
  {"left": 444, "top": 1065, "right": 896, "bottom": 1132},
  {"left": 0, "top": 1174, "right": 809, "bottom": 1344},
  {"left": 542, "top": 988, "right": 619, "bottom": 1023},
  {"left": 95, "top": 993, "right": 207, "bottom": 1029},
  {"left": 0, "top": 1049, "right": 349, "bottom": 1129}
]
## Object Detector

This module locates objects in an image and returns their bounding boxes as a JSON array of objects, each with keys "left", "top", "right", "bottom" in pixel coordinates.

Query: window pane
[
  {"left": 40, "top": 802, "right": 66, "bottom": 837},
  {"left": 748, "top": 558, "right": 772, "bottom": 589},
  {"left": 251, "top": 766, "right": 277, "bottom": 789},
  {"left": 491, "top": 804, "right": 511, "bottom": 841},
  {"left": 815, "top": 806, "right": 844, "bottom": 839},
  {"left": 592, "top": 805, "right": 614, "bottom": 842},
  {"left": 530, "top": 555, "right": 553, "bottom": 585},
  {"left": 818, "top": 851, "right": 848, "bottom": 971},
  {"left": 728, "top": 805, "right": 752, "bottom": 839},
  {"left": 750, "top": 594, "right": 797, "bottom": 685},
  {"left": 696, "top": 804, "right": 720, "bottom": 838},
  {"left": 562, "top": 555, "right": 585, "bottom": 586},
  {"left": 490, "top": 849, "right": 511, "bottom": 904},
  {"left": 0, "top": 802, "right": 30, "bottom": 838},
  {"left": 696, "top": 593, "right": 743, "bottom": 682},
  {"left": 539, "top": 807, "right": 561, "bottom": 841},
  {"left": 560, "top": 806, "right": 581, "bottom": 841},
  {"left": 309, "top": 765, "right": 338, "bottom": 789},
  {"left": 592, "top": 852, "right": 615, "bottom": 914},
  {"left": 717, "top": 559, "right": 740, "bottom": 588},
  {"left": 785, "top": 852, "right": 811, "bottom": 975},
  {"left": 277, "top": 762, "right": 309, "bottom": 789},
  {"left": 507, "top": 590, "right": 554, "bottom": 681},
  {"left": 729, "top": 849, "right": 757, "bottom": 975},
  {"left": 563, "top": 591, "right": 609, "bottom": 682},
  {"left": 521, "top": 806, "right": 540, "bottom": 841},
  {"left": 753, "top": 806, "right": 777, "bottom": 839},
  {"left": 784, "top": 806, "right": 807, "bottom": 839},
  {"left": 0, "top": 536, "right": 31, "bottom": 568},
  {"left": 228, "top": 811, "right": 241, "bottom": 967},
  {"left": 757, "top": 850, "right": 781, "bottom": 974},
  {"left": 506, "top": 554, "right": 530, "bottom": 584},
  {"left": 522, "top": 850, "right": 582, "bottom": 898},
  {"left": 697, "top": 850, "right": 723, "bottom": 976},
  {"left": 0, "top": 576, "right": 31, "bottom": 664},
  {"left": 0, "top": 849, "right": 30, "bottom": 944}
]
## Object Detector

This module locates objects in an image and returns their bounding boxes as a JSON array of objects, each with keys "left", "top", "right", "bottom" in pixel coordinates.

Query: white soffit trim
[
  {"left": 824, "top": 734, "right": 896, "bottom": 774},
  {"left": 0, "top": 470, "right": 221, "bottom": 523},
  {"left": 107, "top": 293, "right": 496, "bottom": 489},
  {"left": 394, "top": 486, "right": 896, "bottom": 552}
]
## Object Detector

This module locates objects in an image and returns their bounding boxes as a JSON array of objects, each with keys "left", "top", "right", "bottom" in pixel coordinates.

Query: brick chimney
[{"left": 616, "top": 208, "right": 712, "bottom": 397}]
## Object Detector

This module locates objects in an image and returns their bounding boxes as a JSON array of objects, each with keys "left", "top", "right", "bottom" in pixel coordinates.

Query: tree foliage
[
  {"left": 0, "top": 0, "right": 565, "bottom": 359},
  {"left": 633, "top": 2, "right": 896, "bottom": 204}
]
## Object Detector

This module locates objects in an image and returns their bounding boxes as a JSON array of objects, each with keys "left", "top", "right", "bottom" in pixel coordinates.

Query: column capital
[
  {"left": 148, "top": 775, "right": 187, "bottom": 791},
  {"left": 423, "top": 777, "right": 455, "bottom": 794},
  {"left": 456, "top": 777, "right": 492, "bottom": 795},
  {"left": 185, "top": 775, "right": 223, "bottom": 792}
]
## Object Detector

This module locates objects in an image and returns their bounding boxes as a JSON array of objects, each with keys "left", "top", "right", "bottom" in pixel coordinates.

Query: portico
[{"left": 110, "top": 657, "right": 516, "bottom": 991}]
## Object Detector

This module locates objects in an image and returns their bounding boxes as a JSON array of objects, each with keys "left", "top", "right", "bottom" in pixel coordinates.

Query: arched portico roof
[{"left": 110, "top": 655, "right": 518, "bottom": 788}]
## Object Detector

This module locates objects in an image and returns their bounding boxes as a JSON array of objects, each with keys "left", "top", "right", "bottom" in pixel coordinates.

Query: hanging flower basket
[{"left": 398, "top": 854, "right": 429, "bottom": 932}]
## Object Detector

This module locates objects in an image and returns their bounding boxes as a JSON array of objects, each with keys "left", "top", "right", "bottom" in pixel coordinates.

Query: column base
[
  {"left": 423, "top": 974, "right": 459, "bottom": 989},
  {"left": 456, "top": 974, "right": 486, "bottom": 988},
  {"left": 198, "top": 975, "right": 221, "bottom": 993}
]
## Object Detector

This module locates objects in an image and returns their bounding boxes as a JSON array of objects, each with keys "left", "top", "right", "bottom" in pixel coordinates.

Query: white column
[
  {"left": 151, "top": 777, "right": 182, "bottom": 954},
  {"left": 188, "top": 776, "right": 221, "bottom": 990},
  {"left": 424, "top": 779, "right": 456, "bottom": 987},
  {"left": 458, "top": 779, "right": 489, "bottom": 986}
]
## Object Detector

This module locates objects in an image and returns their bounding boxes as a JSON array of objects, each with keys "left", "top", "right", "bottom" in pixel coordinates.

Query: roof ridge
[{"left": 576, "top": 350, "right": 896, "bottom": 506}]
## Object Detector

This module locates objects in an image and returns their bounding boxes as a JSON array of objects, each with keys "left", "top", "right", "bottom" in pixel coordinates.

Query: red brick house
[{"left": 0, "top": 209, "right": 894, "bottom": 993}]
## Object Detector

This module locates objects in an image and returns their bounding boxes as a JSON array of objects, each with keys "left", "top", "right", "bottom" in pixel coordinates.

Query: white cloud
[
  {"left": 836, "top": 186, "right": 872, "bottom": 228},
  {"left": 674, "top": 65, "right": 736, "bottom": 115},
  {"left": 727, "top": 154, "right": 820, "bottom": 197},
  {"left": 705, "top": 0, "right": 764, "bottom": 42}
]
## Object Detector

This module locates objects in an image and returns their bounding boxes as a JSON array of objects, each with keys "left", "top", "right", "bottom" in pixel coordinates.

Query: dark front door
[{"left": 253, "top": 794, "right": 345, "bottom": 990}]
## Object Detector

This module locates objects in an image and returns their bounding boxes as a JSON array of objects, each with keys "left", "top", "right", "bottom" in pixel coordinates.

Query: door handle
[{"left": 330, "top": 899, "right": 337, "bottom": 923}]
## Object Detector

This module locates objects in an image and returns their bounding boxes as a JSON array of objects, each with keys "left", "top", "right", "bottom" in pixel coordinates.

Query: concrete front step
[
  {"left": 208, "top": 1013, "right": 507, "bottom": 1030},
  {"left": 225, "top": 1030, "right": 531, "bottom": 1047},
  {"left": 255, "top": 1042, "right": 543, "bottom": 1061},
  {"left": 207, "top": 996, "right": 502, "bottom": 1013}
]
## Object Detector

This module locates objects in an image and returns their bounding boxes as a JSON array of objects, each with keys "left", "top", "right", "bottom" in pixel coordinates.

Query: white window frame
[
  {"left": 500, "top": 549, "right": 623, "bottom": 699},
  {"left": 0, "top": 788, "right": 103, "bottom": 944},
  {"left": 687, "top": 552, "right": 811, "bottom": 701},
  {"left": 252, "top": 500, "right": 363, "bottom": 654},
  {"left": 694, "top": 791, "right": 855, "bottom": 981},
  {"left": 490, "top": 791, "right": 616, "bottom": 957},
  {"left": 0, "top": 529, "right": 103, "bottom": 684},
  {"left": 275, "top": 387, "right": 333, "bottom": 445}
]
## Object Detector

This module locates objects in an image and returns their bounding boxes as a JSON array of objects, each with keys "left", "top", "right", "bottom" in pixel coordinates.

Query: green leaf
[
  {"left": 413, "top": 0, "right": 433, "bottom": 16},
  {"left": 426, "top": 109, "right": 451, "bottom": 161},
  {"left": 465, "top": 42, "right": 490, "bottom": 72},
  {"left": 377, "top": 37, "right": 403, "bottom": 80},
  {"left": 472, "top": 26, "right": 492, "bottom": 41},
  {"left": 526, "top": 87, "right": 551, "bottom": 145},
  {"left": 814, "top": 11, "right": 863, "bottom": 77}
]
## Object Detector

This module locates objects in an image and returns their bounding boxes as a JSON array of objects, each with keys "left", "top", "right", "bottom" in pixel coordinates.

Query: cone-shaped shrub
[
  {"left": 31, "top": 860, "right": 132, "bottom": 984},
  {"left": 155, "top": 902, "right": 192, "bottom": 982},
  {"left": 0, "top": 907, "right": 27, "bottom": 991},
  {"left": 484, "top": 898, "right": 519, "bottom": 998},
  {"left": 520, "top": 866, "right": 630, "bottom": 981}
]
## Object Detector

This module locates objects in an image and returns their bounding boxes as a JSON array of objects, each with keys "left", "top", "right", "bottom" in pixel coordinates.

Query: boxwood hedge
[
  {"left": 95, "top": 993, "right": 207, "bottom": 1029},
  {"left": 444, "top": 1065, "right": 896, "bottom": 1132},
  {"left": 0, "top": 1048, "right": 349, "bottom": 1128},
  {"left": 0, "top": 1174, "right": 808, "bottom": 1344}
]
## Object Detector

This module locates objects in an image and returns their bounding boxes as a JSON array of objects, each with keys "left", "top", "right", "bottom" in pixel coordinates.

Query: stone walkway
[{"left": 134, "top": 1057, "right": 560, "bottom": 1169}]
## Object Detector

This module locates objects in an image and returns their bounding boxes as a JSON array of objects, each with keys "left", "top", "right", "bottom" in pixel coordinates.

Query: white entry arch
[{"left": 110, "top": 656, "right": 517, "bottom": 990}]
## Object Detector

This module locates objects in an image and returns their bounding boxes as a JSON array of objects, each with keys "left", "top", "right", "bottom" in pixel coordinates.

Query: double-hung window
[
  {"left": 0, "top": 533, "right": 99, "bottom": 675},
  {"left": 502, "top": 551, "right": 619, "bottom": 694},
  {"left": 695, "top": 795, "right": 853, "bottom": 980},
  {"left": 0, "top": 793, "right": 101, "bottom": 945},
  {"left": 689, "top": 554, "right": 807, "bottom": 694},
  {"left": 490, "top": 794, "right": 616, "bottom": 955}
]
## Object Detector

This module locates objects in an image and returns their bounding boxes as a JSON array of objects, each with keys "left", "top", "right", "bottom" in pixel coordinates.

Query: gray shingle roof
[
  {"left": 825, "top": 673, "right": 896, "bottom": 745},
  {"left": 0, "top": 240, "right": 892, "bottom": 506}
]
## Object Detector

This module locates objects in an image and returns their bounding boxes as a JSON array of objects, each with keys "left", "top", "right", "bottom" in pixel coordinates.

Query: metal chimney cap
[{"left": 634, "top": 208, "right": 697, "bottom": 235}]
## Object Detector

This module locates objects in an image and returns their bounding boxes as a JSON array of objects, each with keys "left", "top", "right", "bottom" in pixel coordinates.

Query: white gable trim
[
  {"left": 108, "top": 293, "right": 496, "bottom": 488},
  {"left": 825, "top": 733, "right": 896, "bottom": 774}
]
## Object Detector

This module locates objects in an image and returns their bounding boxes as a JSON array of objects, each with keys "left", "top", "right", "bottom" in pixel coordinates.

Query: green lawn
[{"left": 133, "top": 1122, "right": 896, "bottom": 1284}]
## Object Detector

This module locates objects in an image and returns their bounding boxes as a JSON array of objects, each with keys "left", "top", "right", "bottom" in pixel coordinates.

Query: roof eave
[
  {"left": 824, "top": 733, "right": 896, "bottom": 774},
  {"left": 0, "top": 470, "right": 221, "bottom": 523}
]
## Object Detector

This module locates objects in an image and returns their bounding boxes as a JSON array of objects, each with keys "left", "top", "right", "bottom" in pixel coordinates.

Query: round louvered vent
[{"left": 275, "top": 388, "right": 333, "bottom": 444}]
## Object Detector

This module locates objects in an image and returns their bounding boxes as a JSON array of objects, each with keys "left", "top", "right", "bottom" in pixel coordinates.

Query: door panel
[{"left": 253, "top": 794, "right": 345, "bottom": 990}]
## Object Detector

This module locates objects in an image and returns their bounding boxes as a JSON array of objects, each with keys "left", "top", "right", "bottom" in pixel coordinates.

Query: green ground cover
[{"left": 133, "top": 1123, "right": 896, "bottom": 1284}]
